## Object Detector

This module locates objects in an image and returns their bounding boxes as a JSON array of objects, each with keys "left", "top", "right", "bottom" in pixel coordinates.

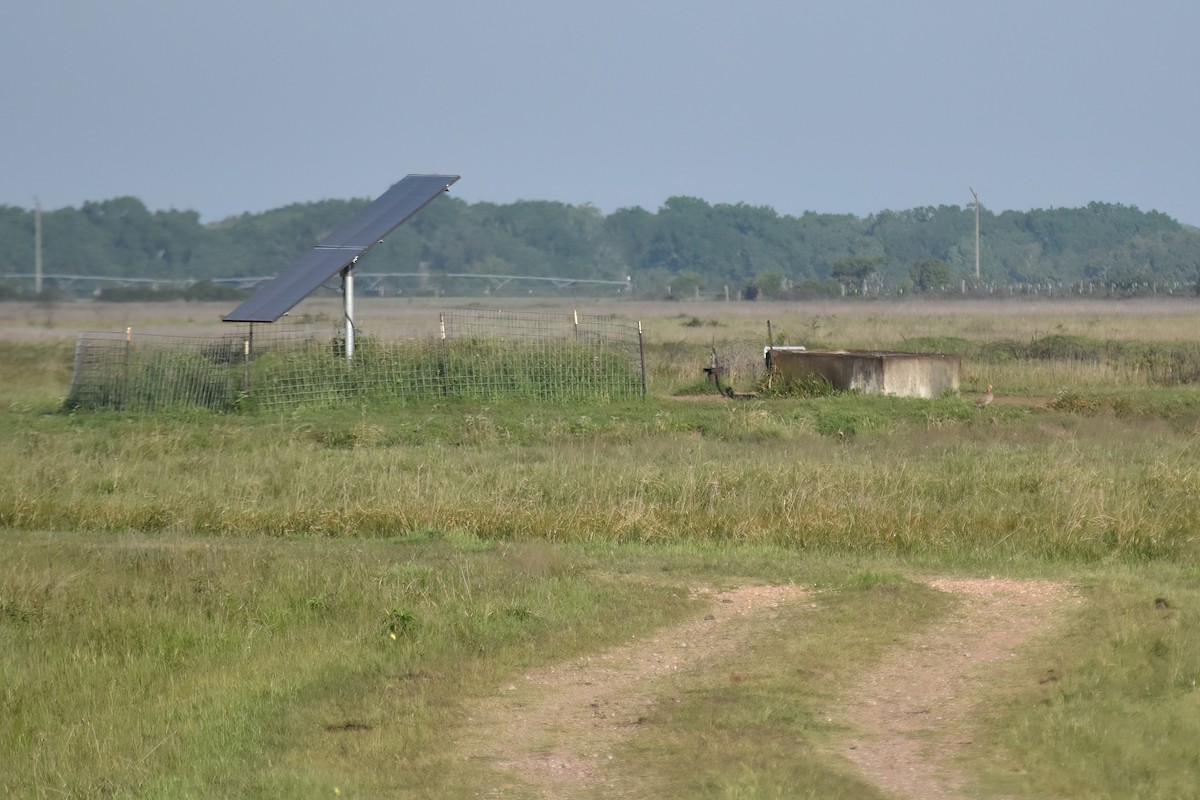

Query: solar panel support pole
[{"left": 342, "top": 264, "right": 355, "bottom": 362}]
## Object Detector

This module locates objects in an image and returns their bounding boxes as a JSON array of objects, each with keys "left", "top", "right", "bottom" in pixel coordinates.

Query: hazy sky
[{"left": 4, "top": 1, "right": 1199, "bottom": 225}]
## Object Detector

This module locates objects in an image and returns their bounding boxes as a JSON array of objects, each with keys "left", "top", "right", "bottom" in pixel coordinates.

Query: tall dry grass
[{"left": 3, "top": 399, "right": 1197, "bottom": 562}]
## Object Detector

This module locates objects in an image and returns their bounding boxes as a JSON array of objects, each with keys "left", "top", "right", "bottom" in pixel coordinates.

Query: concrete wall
[{"left": 766, "top": 349, "right": 960, "bottom": 398}]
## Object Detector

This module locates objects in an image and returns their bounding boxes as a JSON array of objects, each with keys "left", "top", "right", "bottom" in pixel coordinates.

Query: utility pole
[
  {"left": 34, "top": 197, "right": 43, "bottom": 295},
  {"left": 969, "top": 187, "right": 980, "bottom": 281}
]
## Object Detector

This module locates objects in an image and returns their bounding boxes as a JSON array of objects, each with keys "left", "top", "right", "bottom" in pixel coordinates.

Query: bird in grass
[{"left": 976, "top": 384, "right": 994, "bottom": 408}]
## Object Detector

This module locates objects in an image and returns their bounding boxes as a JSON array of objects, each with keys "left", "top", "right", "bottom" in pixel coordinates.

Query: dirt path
[
  {"left": 458, "top": 583, "right": 805, "bottom": 798},
  {"left": 458, "top": 577, "right": 1079, "bottom": 799},
  {"left": 840, "top": 577, "right": 1080, "bottom": 799}
]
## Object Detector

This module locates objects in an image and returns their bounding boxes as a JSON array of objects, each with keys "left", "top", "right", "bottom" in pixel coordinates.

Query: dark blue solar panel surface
[
  {"left": 224, "top": 174, "right": 459, "bottom": 322},
  {"left": 221, "top": 248, "right": 357, "bottom": 325}
]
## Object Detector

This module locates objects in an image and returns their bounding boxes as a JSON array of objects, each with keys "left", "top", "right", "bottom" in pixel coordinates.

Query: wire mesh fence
[{"left": 65, "top": 307, "right": 646, "bottom": 412}]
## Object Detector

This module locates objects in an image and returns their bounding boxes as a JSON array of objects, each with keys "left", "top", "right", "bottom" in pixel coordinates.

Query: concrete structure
[{"left": 765, "top": 347, "right": 960, "bottom": 398}]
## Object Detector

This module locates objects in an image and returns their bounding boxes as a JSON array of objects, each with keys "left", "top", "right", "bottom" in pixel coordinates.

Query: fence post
[
  {"left": 68, "top": 335, "right": 86, "bottom": 406},
  {"left": 121, "top": 327, "right": 132, "bottom": 411},
  {"left": 245, "top": 323, "right": 254, "bottom": 398},
  {"left": 766, "top": 320, "right": 776, "bottom": 390},
  {"left": 439, "top": 312, "right": 451, "bottom": 397},
  {"left": 242, "top": 337, "right": 251, "bottom": 396},
  {"left": 637, "top": 320, "right": 647, "bottom": 398}
]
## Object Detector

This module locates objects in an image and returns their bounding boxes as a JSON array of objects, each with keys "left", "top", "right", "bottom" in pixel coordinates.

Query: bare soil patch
[
  {"left": 839, "top": 577, "right": 1081, "bottom": 799},
  {"left": 458, "top": 577, "right": 1079, "bottom": 799},
  {"left": 458, "top": 583, "right": 805, "bottom": 798}
]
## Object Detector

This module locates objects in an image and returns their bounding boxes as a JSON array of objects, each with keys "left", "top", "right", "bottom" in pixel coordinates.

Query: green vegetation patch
[
  {"left": 0, "top": 533, "right": 695, "bottom": 798},
  {"left": 3, "top": 393, "right": 1198, "bottom": 562},
  {"left": 969, "top": 566, "right": 1200, "bottom": 799},
  {"left": 5, "top": 535, "right": 1196, "bottom": 798}
]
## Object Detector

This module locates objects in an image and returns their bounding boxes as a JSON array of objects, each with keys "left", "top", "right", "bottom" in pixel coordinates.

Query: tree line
[{"left": 1, "top": 193, "right": 1198, "bottom": 298}]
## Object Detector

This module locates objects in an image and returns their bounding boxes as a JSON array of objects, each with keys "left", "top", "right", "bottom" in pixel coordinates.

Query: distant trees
[
  {"left": 909, "top": 259, "right": 953, "bottom": 293},
  {"left": 1, "top": 194, "right": 1196, "bottom": 298},
  {"left": 831, "top": 255, "right": 886, "bottom": 295},
  {"left": 753, "top": 271, "right": 785, "bottom": 299},
  {"left": 96, "top": 280, "right": 247, "bottom": 303},
  {"left": 668, "top": 271, "right": 705, "bottom": 298}
]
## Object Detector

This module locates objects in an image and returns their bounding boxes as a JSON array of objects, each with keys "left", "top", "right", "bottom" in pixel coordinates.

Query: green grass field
[{"left": 2, "top": 297, "right": 1198, "bottom": 798}]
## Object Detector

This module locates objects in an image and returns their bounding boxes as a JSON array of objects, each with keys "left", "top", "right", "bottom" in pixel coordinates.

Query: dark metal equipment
[{"left": 223, "top": 174, "right": 459, "bottom": 324}]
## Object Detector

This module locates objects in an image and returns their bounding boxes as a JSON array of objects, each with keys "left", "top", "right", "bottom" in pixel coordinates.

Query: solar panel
[{"left": 223, "top": 174, "right": 459, "bottom": 323}]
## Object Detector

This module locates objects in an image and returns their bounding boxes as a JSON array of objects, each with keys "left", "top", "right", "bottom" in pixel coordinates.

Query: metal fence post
[
  {"left": 439, "top": 312, "right": 451, "bottom": 397},
  {"left": 637, "top": 320, "right": 647, "bottom": 398},
  {"left": 121, "top": 327, "right": 132, "bottom": 411},
  {"left": 242, "top": 337, "right": 251, "bottom": 396}
]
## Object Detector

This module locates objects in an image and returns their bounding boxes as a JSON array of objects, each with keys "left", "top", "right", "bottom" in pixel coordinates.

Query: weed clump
[
  {"left": 678, "top": 316, "right": 722, "bottom": 328},
  {"left": 756, "top": 373, "right": 838, "bottom": 398},
  {"left": 384, "top": 607, "right": 418, "bottom": 639},
  {"left": 1047, "top": 390, "right": 1102, "bottom": 414}
]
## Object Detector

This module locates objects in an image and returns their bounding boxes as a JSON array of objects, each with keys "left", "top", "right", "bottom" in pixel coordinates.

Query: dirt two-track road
[{"left": 458, "top": 577, "right": 1078, "bottom": 799}]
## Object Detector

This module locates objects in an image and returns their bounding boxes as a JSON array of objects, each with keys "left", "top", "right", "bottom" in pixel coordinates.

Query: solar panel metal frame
[{"left": 223, "top": 174, "right": 459, "bottom": 323}]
